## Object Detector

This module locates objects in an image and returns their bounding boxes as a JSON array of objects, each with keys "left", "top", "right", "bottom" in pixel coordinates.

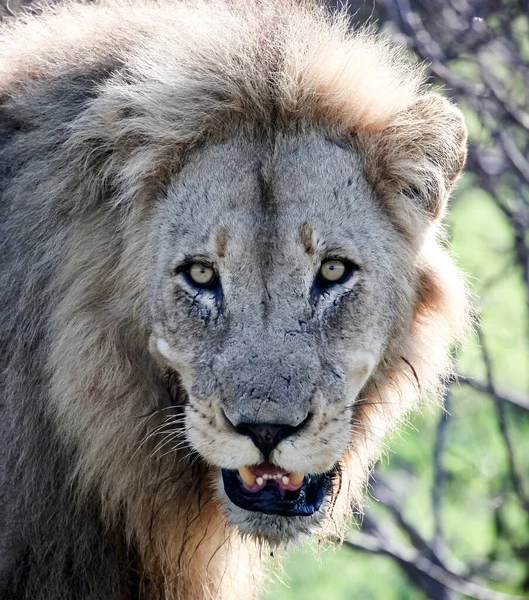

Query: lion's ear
[{"left": 362, "top": 93, "right": 467, "bottom": 232}]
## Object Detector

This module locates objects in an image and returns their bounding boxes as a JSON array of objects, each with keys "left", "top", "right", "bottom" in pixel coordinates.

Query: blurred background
[{"left": 2, "top": 0, "right": 528, "bottom": 598}]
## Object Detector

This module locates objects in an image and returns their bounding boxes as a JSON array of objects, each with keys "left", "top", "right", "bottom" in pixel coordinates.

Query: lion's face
[{"left": 148, "top": 131, "right": 415, "bottom": 542}]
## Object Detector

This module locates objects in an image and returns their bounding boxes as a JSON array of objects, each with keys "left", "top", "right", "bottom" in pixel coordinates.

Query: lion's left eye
[
  {"left": 318, "top": 259, "right": 355, "bottom": 285},
  {"left": 184, "top": 263, "right": 219, "bottom": 289}
]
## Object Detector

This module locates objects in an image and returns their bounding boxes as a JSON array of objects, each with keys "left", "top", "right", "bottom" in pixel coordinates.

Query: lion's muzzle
[{"left": 221, "top": 418, "right": 333, "bottom": 516}]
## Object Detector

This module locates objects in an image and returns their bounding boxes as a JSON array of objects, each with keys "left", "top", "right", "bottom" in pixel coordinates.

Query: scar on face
[
  {"left": 298, "top": 222, "right": 314, "bottom": 256},
  {"left": 215, "top": 228, "right": 229, "bottom": 259}
]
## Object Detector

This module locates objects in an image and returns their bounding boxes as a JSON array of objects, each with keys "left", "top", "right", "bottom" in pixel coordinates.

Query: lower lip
[{"left": 221, "top": 469, "right": 331, "bottom": 517}]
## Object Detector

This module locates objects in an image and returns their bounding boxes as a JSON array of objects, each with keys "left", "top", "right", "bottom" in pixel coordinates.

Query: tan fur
[{"left": 0, "top": 1, "right": 469, "bottom": 598}]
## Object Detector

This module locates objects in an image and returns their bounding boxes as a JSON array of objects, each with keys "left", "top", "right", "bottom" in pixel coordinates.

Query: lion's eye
[
  {"left": 318, "top": 259, "right": 355, "bottom": 285},
  {"left": 185, "top": 263, "right": 218, "bottom": 288}
]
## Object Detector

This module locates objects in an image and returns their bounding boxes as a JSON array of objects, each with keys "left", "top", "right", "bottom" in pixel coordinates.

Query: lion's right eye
[
  {"left": 320, "top": 259, "right": 347, "bottom": 282},
  {"left": 317, "top": 258, "right": 356, "bottom": 286},
  {"left": 182, "top": 263, "right": 219, "bottom": 290}
]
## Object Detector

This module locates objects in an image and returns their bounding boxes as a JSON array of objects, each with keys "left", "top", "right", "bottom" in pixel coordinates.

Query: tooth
[
  {"left": 256, "top": 476, "right": 264, "bottom": 486},
  {"left": 238, "top": 466, "right": 256, "bottom": 487},
  {"left": 281, "top": 475, "right": 290, "bottom": 485},
  {"left": 290, "top": 473, "right": 305, "bottom": 486}
]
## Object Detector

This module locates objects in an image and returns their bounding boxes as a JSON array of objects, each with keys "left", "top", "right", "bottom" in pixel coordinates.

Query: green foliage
[{"left": 266, "top": 542, "right": 428, "bottom": 600}]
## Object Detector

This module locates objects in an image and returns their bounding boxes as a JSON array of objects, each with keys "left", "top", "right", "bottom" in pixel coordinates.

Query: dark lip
[{"left": 221, "top": 468, "right": 331, "bottom": 517}]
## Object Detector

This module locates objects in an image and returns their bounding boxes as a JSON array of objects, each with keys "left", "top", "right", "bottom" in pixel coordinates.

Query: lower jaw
[{"left": 221, "top": 468, "right": 332, "bottom": 517}]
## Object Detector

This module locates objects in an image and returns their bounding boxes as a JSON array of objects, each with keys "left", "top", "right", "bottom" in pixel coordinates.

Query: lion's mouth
[{"left": 221, "top": 462, "right": 331, "bottom": 517}]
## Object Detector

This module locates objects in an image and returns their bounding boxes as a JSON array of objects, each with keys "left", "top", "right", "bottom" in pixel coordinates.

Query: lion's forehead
[{"left": 160, "top": 132, "right": 393, "bottom": 259}]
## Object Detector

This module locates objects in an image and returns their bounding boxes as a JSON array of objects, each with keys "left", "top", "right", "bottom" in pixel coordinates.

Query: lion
[{"left": 0, "top": 0, "right": 469, "bottom": 598}]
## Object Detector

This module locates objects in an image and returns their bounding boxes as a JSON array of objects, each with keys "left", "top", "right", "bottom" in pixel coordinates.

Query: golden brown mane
[{"left": 0, "top": 2, "right": 468, "bottom": 598}]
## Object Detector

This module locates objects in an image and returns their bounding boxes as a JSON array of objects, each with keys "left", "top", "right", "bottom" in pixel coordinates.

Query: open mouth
[{"left": 221, "top": 462, "right": 331, "bottom": 517}]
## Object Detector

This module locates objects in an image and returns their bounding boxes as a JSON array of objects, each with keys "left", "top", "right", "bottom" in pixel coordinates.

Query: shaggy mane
[
  {"left": 0, "top": 2, "right": 469, "bottom": 599},
  {"left": 0, "top": 0, "right": 423, "bottom": 129}
]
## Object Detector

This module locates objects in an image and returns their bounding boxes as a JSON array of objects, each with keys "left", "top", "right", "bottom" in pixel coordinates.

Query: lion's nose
[{"left": 235, "top": 416, "right": 310, "bottom": 459}]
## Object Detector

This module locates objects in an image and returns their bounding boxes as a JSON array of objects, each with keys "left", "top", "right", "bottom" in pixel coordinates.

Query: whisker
[
  {"left": 400, "top": 356, "right": 421, "bottom": 392},
  {"left": 134, "top": 405, "right": 181, "bottom": 420},
  {"left": 348, "top": 399, "right": 403, "bottom": 408},
  {"left": 351, "top": 418, "right": 387, "bottom": 434},
  {"left": 136, "top": 422, "right": 182, "bottom": 449},
  {"left": 132, "top": 416, "right": 188, "bottom": 459},
  {"left": 149, "top": 431, "right": 189, "bottom": 459},
  {"left": 157, "top": 441, "right": 193, "bottom": 461},
  {"left": 148, "top": 417, "right": 186, "bottom": 435}
]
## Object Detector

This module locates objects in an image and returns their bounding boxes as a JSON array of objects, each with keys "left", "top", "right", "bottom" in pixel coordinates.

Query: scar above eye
[
  {"left": 215, "top": 228, "right": 230, "bottom": 259},
  {"left": 299, "top": 222, "right": 314, "bottom": 256}
]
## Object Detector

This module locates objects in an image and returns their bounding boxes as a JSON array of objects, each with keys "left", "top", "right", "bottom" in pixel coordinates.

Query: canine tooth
[
  {"left": 256, "top": 476, "right": 264, "bottom": 486},
  {"left": 238, "top": 466, "right": 256, "bottom": 487},
  {"left": 290, "top": 472, "right": 305, "bottom": 486},
  {"left": 281, "top": 475, "right": 290, "bottom": 485}
]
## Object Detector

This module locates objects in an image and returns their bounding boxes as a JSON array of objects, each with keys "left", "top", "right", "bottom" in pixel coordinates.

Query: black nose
[{"left": 235, "top": 418, "right": 310, "bottom": 459}]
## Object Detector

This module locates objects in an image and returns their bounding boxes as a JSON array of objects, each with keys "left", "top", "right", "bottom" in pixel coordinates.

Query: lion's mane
[{"left": 0, "top": 1, "right": 468, "bottom": 598}]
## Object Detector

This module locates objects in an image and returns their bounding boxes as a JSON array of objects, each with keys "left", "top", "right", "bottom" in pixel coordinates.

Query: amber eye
[
  {"left": 317, "top": 259, "right": 355, "bottom": 286},
  {"left": 183, "top": 263, "right": 219, "bottom": 289},
  {"left": 320, "top": 259, "right": 346, "bottom": 282}
]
